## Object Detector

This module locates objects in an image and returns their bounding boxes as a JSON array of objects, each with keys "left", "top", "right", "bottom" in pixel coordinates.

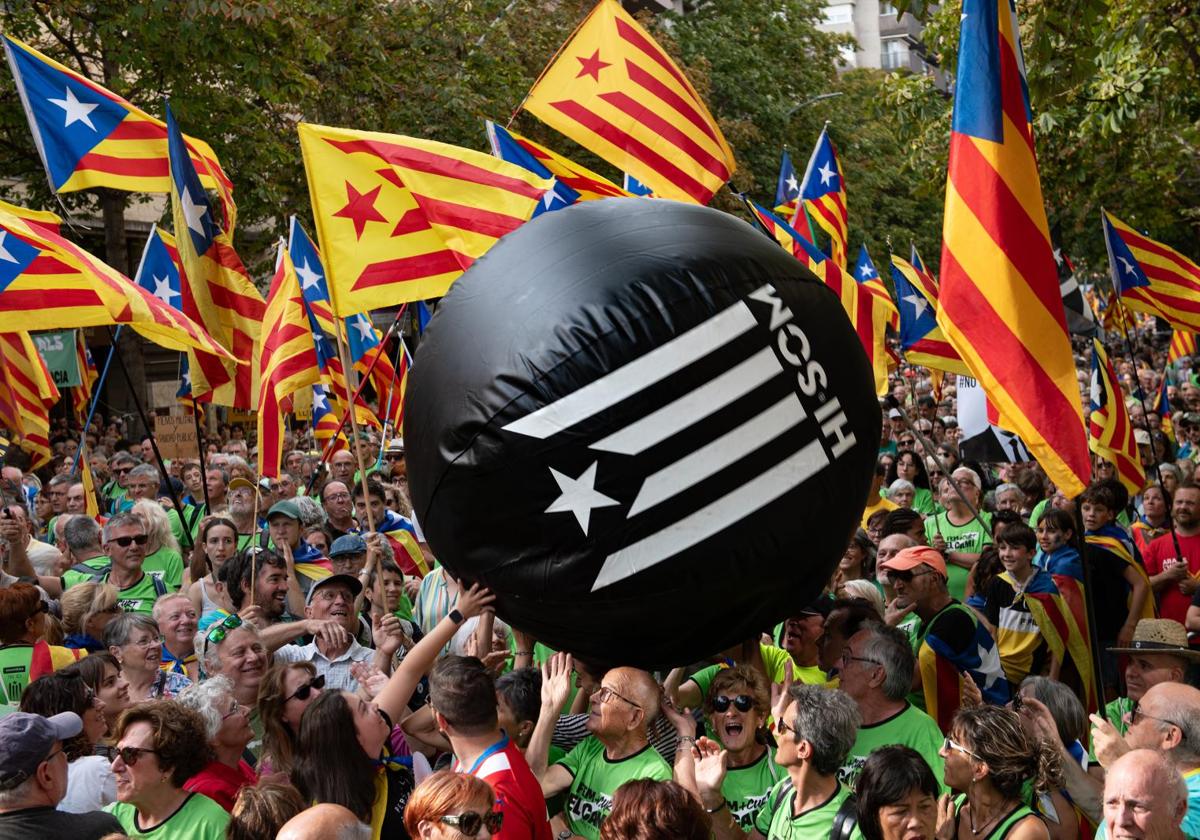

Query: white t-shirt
[{"left": 59, "top": 754, "right": 116, "bottom": 813}]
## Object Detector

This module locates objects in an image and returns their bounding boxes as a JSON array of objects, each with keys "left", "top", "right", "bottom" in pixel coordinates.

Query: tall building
[{"left": 819, "top": 0, "right": 937, "bottom": 75}]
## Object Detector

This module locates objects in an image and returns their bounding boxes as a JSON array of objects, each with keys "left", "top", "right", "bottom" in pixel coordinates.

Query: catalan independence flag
[
  {"left": 311, "top": 383, "right": 350, "bottom": 453},
  {"left": 1153, "top": 375, "right": 1175, "bottom": 443},
  {"left": 3, "top": 35, "right": 235, "bottom": 230},
  {"left": 0, "top": 207, "right": 233, "bottom": 358},
  {"left": 1169, "top": 330, "right": 1197, "bottom": 364},
  {"left": 346, "top": 313, "right": 406, "bottom": 432},
  {"left": 1105, "top": 211, "right": 1200, "bottom": 333},
  {"left": 258, "top": 244, "right": 322, "bottom": 479},
  {"left": 485, "top": 120, "right": 626, "bottom": 205},
  {"left": 909, "top": 243, "right": 940, "bottom": 304},
  {"left": 937, "top": 0, "right": 1089, "bottom": 498},
  {"left": 800, "top": 126, "right": 849, "bottom": 268},
  {"left": 299, "top": 123, "right": 553, "bottom": 315},
  {"left": 773, "top": 149, "right": 801, "bottom": 218},
  {"left": 918, "top": 602, "right": 1009, "bottom": 732},
  {"left": 523, "top": 0, "right": 735, "bottom": 205},
  {"left": 1089, "top": 339, "right": 1146, "bottom": 496},
  {"left": 891, "top": 255, "right": 969, "bottom": 375},
  {"left": 0, "top": 332, "right": 59, "bottom": 469},
  {"left": 167, "top": 105, "right": 264, "bottom": 408},
  {"left": 854, "top": 245, "right": 898, "bottom": 395}
]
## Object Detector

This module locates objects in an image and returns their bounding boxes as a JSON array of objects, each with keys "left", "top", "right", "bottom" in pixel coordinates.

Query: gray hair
[
  {"left": 1170, "top": 698, "right": 1200, "bottom": 764},
  {"left": 858, "top": 622, "right": 915, "bottom": 701},
  {"left": 110, "top": 452, "right": 139, "bottom": 468},
  {"left": 294, "top": 495, "right": 327, "bottom": 529},
  {"left": 1106, "top": 749, "right": 1188, "bottom": 820},
  {"left": 46, "top": 474, "right": 73, "bottom": 490},
  {"left": 64, "top": 515, "right": 103, "bottom": 554},
  {"left": 225, "top": 456, "right": 250, "bottom": 474},
  {"left": 788, "top": 685, "right": 861, "bottom": 775},
  {"left": 0, "top": 776, "right": 38, "bottom": 808},
  {"left": 1160, "top": 463, "right": 1183, "bottom": 481},
  {"left": 177, "top": 675, "right": 234, "bottom": 741},
  {"left": 103, "top": 612, "right": 160, "bottom": 648},
  {"left": 1019, "top": 676, "right": 1087, "bottom": 746},
  {"left": 952, "top": 466, "right": 982, "bottom": 490},
  {"left": 127, "top": 463, "right": 160, "bottom": 483},
  {"left": 887, "top": 479, "right": 915, "bottom": 495},
  {"left": 995, "top": 483, "right": 1022, "bottom": 499},
  {"left": 196, "top": 620, "right": 261, "bottom": 674},
  {"left": 102, "top": 512, "right": 145, "bottom": 544}
]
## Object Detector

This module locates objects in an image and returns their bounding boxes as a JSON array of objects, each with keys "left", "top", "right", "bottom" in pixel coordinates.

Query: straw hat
[{"left": 1108, "top": 619, "right": 1200, "bottom": 660}]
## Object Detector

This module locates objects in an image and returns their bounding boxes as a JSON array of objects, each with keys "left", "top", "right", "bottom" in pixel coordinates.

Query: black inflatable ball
[{"left": 406, "top": 198, "right": 880, "bottom": 669}]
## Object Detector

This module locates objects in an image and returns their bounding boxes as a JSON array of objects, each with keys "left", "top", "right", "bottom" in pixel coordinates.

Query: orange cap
[{"left": 879, "top": 545, "right": 947, "bottom": 577}]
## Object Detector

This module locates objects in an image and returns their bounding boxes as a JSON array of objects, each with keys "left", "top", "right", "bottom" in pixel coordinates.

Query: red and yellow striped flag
[
  {"left": 1089, "top": 339, "right": 1146, "bottom": 496},
  {"left": 0, "top": 207, "right": 234, "bottom": 359},
  {"left": 0, "top": 332, "right": 60, "bottom": 469},
  {"left": 299, "top": 123, "right": 554, "bottom": 315},
  {"left": 1169, "top": 331, "right": 1197, "bottom": 364},
  {"left": 523, "top": 0, "right": 735, "bottom": 205},
  {"left": 937, "top": 0, "right": 1089, "bottom": 497},
  {"left": 258, "top": 245, "right": 322, "bottom": 479},
  {"left": 485, "top": 121, "right": 630, "bottom": 201},
  {"left": 1104, "top": 211, "right": 1200, "bottom": 333},
  {"left": 799, "top": 126, "right": 848, "bottom": 268}
]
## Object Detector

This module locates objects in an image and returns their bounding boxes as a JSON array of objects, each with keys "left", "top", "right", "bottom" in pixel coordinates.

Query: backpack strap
[
  {"left": 150, "top": 573, "right": 168, "bottom": 598},
  {"left": 771, "top": 778, "right": 794, "bottom": 812},
  {"left": 830, "top": 792, "right": 858, "bottom": 840},
  {"left": 69, "top": 562, "right": 111, "bottom": 579}
]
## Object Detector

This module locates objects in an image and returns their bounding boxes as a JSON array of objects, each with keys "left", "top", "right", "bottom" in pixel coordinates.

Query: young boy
[
  {"left": 984, "top": 523, "right": 1060, "bottom": 685},
  {"left": 1034, "top": 508, "right": 1082, "bottom": 580}
]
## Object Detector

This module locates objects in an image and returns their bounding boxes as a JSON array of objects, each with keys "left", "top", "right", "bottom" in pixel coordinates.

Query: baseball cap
[
  {"left": 887, "top": 408, "right": 902, "bottom": 419},
  {"left": 266, "top": 500, "right": 301, "bottom": 521},
  {"left": 879, "top": 545, "right": 947, "bottom": 577},
  {"left": 1134, "top": 429, "right": 1151, "bottom": 445},
  {"left": 796, "top": 596, "right": 833, "bottom": 619},
  {"left": 228, "top": 476, "right": 258, "bottom": 494},
  {"left": 0, "top": 712, "right": 81, "bottom": 790},
  {"left": 329, "top": 534, "right": 368, "bottom": 558},
  {"left": 304, "top": 573, "right": 364, "bottom": 607},
  {"left": 385, "top": 437, "right": 405, "bottom": 454}
]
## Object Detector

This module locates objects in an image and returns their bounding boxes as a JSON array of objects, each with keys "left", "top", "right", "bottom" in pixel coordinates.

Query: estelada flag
[
  {"left": 773, "top": 149, "right": 801, "bottom": 218},
  {"left": 485, "top": 120, "right": 627, "bottom": 204},
  {"left": 0, "top": 206, "right": 234, "bottom": 359},
  {"left": 937, "top": 0, "right": 1089, "bottom": 498},
  {"left": 1089, "top": 339, "right": 1146, "bottom": 497},
  {"left": 799, "top": 126, "right": 849, "bottom": 268},
  {"left": 890, "top": 255, "right": 970, "bottom": 376},
  {"left": 523, "top": 0, "right": 735, "bottom": 204},
  {"left": 1105, "top": 211, "right": 1200, "bottom": 334},
  {"left": 3, "top": 35, "right": 235, "bottom": 230},
  {"left": 299, "top": 123, "right": 554, "bottom": 314},
  {"left": 0, "top": 332, "right": 60, "bottom": 469}
]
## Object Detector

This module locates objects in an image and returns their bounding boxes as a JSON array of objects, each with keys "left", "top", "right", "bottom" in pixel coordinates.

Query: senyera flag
[
  {"left": 298, "top": 123, "right": 554, "bottom": 315},
  {"left": 3, "top": 35, "right": 235, "bottom": 230},
  {"left": 1088, "top": 339, "right": 1146, "bottom": 497},
  {"left": 0, "top": 205, "right": 234, "bottom": 360},
  {"left": 522, "top": 0, "right": 735, "bottom": 205},
  {"left": 0, "top": 331, "right": 59, "bottom": 470},
  {"left": 1169, "top": 330, "right": 1197, "bottom": 365},
  {"left": 1103, "top": 210, "right": 1200, "bottom": 334},
  {"left": 936, "top": 0, "right": 1089, "bottom": 497}
]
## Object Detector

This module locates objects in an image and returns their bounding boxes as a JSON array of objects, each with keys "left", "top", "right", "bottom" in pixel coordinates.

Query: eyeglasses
[
  {"left": 221, "top": 700, "right": 245, "bottom": 720},
  {"left": 385, "top": 453, "right": 405, "bottom": 462},
  {"left": 114, "top": 746, "right": 159, "bottom": 766},
  {"left": 113, "top": 467, "right": 132, "bottom": 475},
  {"left": 711, "top": 694, "right": 754, "bottom": 713},
  {"left": 41, "top": 746, "right": 65, "bottom": 765},
  {"left": 942, "top": 737, "right": 979, "bottom": 759},
  {"left": 841, "top": 650, "right": 883, "bottom": 668},
  {"left": 440, "top": 811, "right": 503, "bottom": 836},
  {"left": 284, "top": 674, "right": 326, "bottom": 703},
  {"left": 885, "top": 568, "right": 936, "bottom": 584},
  {"left": 775, "top": 717, "right": 794, "bottom": 737},
  {"left": 324, "top": 493, "right": 351, "bottom": 502},
  {"left": 205, "top": 613, "right": 243, "bottom": 646},
  {"left": 1129, "top": 706, "right": 1180, "bottom": 728},
  {"left": 109, "top": 534, "right": 149, "bottom": 548},
  {"left": 593, "top": 685, "right": 641, "bottom": 710},
  {"left": 129, "top": 635, "right": 164, "bottom": 649}
]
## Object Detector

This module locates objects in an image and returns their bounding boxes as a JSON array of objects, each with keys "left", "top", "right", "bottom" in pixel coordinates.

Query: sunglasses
[
  {"left": 284, "top": 674, "right": 326, "bottom": 703},
  {"left": 109, "top": 534, "right": 149, "bottom": 547},
  {"left": 205, "top": 613, "right": 243, "bottom": 646},
  {"left": 942, "top": 737, "right": 979, "bottom": 759},
  {"left": 440, "top": 811, "right": 503, "bottom": 836},
  {"left": 885, "top": 568, "right": 936, "bottom": 584},
  {"left": 711, "top": 694, "right": 754, "bottom": 713},
  {"left": 114, "top": 746, "right": 159, "bottom": 766}
]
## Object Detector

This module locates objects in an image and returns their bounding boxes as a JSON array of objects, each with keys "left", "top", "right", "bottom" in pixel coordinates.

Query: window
[
  {"left": 881, "top": 38, "right": 909, "bottom": 70},
  {"left": 838, "top": 44, "right": 858, "bottom": 67},
  {"left": 823, "top": 4, "right": 854, "bottom": 24},
  {"left": 879, "top": 1, "right": 898, "bottom": 14}
]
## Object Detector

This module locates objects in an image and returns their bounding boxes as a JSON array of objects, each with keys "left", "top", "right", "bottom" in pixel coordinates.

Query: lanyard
[{"left": 465, "top": 734, "right": 509, "bottom": 776}]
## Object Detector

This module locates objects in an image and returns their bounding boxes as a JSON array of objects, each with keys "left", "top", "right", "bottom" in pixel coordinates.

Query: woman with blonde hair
[
  {"left": 131, "top": 499, "right": 184, "bottom": 589},
  {"left": 61, "top": 581, "right": 121, "bottom": 652}
]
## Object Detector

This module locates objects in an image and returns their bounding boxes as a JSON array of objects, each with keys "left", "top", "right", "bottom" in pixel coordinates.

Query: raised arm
[{"left": 529, "top": 652, "right": 574, "bottom": 791}]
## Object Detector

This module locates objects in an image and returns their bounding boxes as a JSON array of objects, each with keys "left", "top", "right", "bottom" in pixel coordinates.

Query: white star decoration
[
  {"left": 859, "top": 263, "right": 874, "bottom": 279},
  {"left": 817, "top": 161, "right": 836, "bottom": 186},
  {"left": 903, "top": 292, "right": 928, "bottom": 320},
  {"left": 1118, "top": 256, "right": 1137, "bottom": 275},
  {"left": 180, "top": 187, "right": 209, "bottom": 238},
  {"left": 1053, "top": 246, "right": 1063, "bottom": 265},
  {"left": 295, "top": 258, "right": 323, "bottom": 291},
  {"left": 49, "top": 87, "right": 98, "bottom": 130},
  {"left": 543, "top": 180, "right": 563, "bottom": 209},
  {"left": 151, "top": 275, "right": 178, "bottom": 303},
  {"left": 353, "top": 316, "right": 374, "bottom": 341},
  {"left": 786, "top": 174, "right": 798, "bottom": 194},
  {"left": 0, "top": 231, "right": 16, "bottom": 263},
  {"left": 313, "top": 389, "right": 329, "bottom": 411},
  {"left": 545, "top": 461, "right": 619, "bottom": 536}
]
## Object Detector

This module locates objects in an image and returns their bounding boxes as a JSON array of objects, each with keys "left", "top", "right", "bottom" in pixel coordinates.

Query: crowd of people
[{"left": 0, "top": 325, "right": 1199, "bottom": 839}]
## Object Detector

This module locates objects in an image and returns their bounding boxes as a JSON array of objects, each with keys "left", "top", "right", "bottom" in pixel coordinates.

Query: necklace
[{"left": 968, "top": 799, "right": 1005, "bottom": 836}]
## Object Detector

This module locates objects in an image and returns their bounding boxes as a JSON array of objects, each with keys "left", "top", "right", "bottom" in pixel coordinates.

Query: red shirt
[
  {"left": 453, "top": 735, "right": 552, "bottom": 840},
  {"left": 184, "top": 759, "right": 257, "bottom": 812},
  {"left": 1144, "top": 531, "right": 1200, "bottom": 624}
]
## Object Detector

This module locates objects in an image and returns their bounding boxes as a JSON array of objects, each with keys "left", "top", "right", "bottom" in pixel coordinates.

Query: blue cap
[{"left": 329, "top": 534, "right": 368, "bottom": 558}]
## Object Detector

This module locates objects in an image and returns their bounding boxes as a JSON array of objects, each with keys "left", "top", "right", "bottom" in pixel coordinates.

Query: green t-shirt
[
  {"left": 687, "top": 645, "right": 802, "bottom": 699},
  {"left": 754, "top": 779, "right": 863, "bottom": 839},
  {"left": 724, "top": 748, "right": 786, "bottom": 829},
  {"left": 165, "top": 508, "right": 186, "bottom": 549},
  {"left": 558, "top": 737, "right": 672, "bottom": 840},
  {"left": 912, "top": 487, "right": 939, "bottom": 515},
  {"left": 143, "top": 545, "right": 184, "bottom": 591},
  {"left": 1028, "top": 498, "right": 1049, "bottom": 528},
  {"left": 1088, "top": 696, "right": 1133, "bottom": 762},
  {"left": 61, "top": 555, "right": 109, "bottom": 590},
  {"left": 840, "top": 702, "right": 947, "bottom": 793},
  {"left": 106, "top": 791, "right": 230, "bottom": 839},
  {"left": 925, "top": 510, "right": 992, "bottom": 601}
]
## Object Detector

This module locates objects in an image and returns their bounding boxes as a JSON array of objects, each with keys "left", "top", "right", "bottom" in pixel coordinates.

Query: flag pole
[
  {"left": 895, "top": 404, "right": 987, "bottom": 534},
  {"left": 70, "top": 325, "right": 123, "bottom": 476},
  {"left": 192, "top": 395, "right": 211, "bottom": 514},
  {"left": 374, "top": 334, "right": 406, "bottom": 473},
  {"left": 1072, "top": 502, "right": 1108, "bottom": 710},
  {"left": 332, "top": 318, "right": 376, "bottom": 534}
]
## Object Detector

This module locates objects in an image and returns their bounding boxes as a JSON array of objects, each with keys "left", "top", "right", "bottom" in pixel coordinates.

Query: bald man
[
  {"left": 277, "top": 804, "right": 369, "bottom": 840},
  {"left": 532, "top": 664, "right": 671, "bottom": 840},
  {"left": 1103, "top": 750, "right": 1188, "bottom": 839}
]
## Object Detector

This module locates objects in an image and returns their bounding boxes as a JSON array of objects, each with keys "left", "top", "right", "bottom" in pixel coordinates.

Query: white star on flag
[
  {"left": 295, "top": 258, "right": 323, "bottom": 291},
  {"left": 1118, "top": 256, "right": 1137, "bottom": 275},
  {"left": 0, "top": 231, "right": 17, "bottom": 263},
  {"left": 859, "top": 263, "right": 873, "bottom": 279},
  {"left": 786, "top": 174, "right": 798, "bottom": 194},
  {"left": 180, "top": 369, "right": 191, "bottom": 388},
  {"left": 544, "top": 461, "right": 619, "bottom": 536},
  {"left": 353, "top": 316, "right": 374, "bottom": 341},
  {"left": 818, "top": 161, "right": 836, "bottom": 186},
  {"left": 1053, "top": 246, "right": 1063, "bottom": 266},
  {"left": 313, "top": 389, "right": 329, "bottom": 411},
  {"left": 180, "top": 187, "right": 209, "bottom": 238},
  {"left": 543, "top": 180, "right": 563, "bottom": 209},
  {"left": 151, "top": 275, "right": 178, "bottom": 304},
  {"left": 903, "top": 293, "right": 928, "bottom": 320},
  {"left": 49, "top": 87, "right": 99, "bottom": 130}
]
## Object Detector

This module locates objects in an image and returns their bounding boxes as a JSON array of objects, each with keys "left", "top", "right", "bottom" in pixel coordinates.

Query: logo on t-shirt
[{"left": 567, "top": 783, "right": 613, "bottom": 830}]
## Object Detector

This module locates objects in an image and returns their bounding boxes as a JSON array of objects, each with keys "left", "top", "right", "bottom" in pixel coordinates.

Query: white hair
[{"left": 177, "top": 675, "right": 234, "bottom": 741}]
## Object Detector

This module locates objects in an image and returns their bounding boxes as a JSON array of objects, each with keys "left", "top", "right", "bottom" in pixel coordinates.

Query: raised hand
[
  {"left": 455, "top": 582, "right": 496, "bottom": 620},
  {"left": 770, "top": 660, "right": 794, "bottom": 724},
  {"left": 692, "top": 736, "right": 729, "bottom": 804},
  {"left": 540, "top": 651, "right": 574, "bottom": 712}
]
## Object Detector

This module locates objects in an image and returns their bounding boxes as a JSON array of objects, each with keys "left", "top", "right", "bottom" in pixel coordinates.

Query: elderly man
[
  {"left": 880, "top": 545, "right": 1009, "bottom": 729},
  {"left": 1102, "top": 750, "right": 1189, "bottom": 839},
  {"left": 60, "top": 512, "right": 170, "bottom": 613},
  {"left": 699, "top": 685, "right": 862, "bottom": 839},
  {"left": 320, "top": 480, "right": 357, "bottom": 540},
  {"left": 837, "top": 622, "right": 945, "bottom": 791},
  {"left": 205, "top": 467, "right": 229, "bottom": 512},
  {"left": 329, "top": 449, "right": 356, "bottom": 487},
  {"left": 1103, "top": 619, "right": 1200, "bottom": 739},
  {"left": 224, "top": 477, "right": 261, "bottom": 551},
  {"left": 0, "top": 712, "right": 122, "bottom": 837},
  {"left": 531, "top": 661, "right": 671, "bottom": 839},
  {"left": 64, "top": 480, "right": 88, "bottom": 516}
]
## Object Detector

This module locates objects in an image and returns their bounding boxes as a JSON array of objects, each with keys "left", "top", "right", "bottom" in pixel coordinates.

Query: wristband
[
  {"left": 557, "top": 831, "right": 574, "bottom": 840},
  {"left": 448, "top": 608, "right": 465, "bottom": 625},
  {"left": 514, "top": 650, "right": 534, "bottom": 657},
  {"left": 705, "top": 800, "right": 728, "bottom": 814},
  {"left": 678, "top": 735, "right": 696, "bottom": 745}
]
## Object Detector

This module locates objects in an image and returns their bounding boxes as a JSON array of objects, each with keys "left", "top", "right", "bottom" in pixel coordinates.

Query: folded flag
[
  {"left": 3, "top": 35, "right": 235, "bottom": 230},
  {"left": 1089, "top": 339, "right": 1146, "bottom": 497},
  {"left": 1153, "top": 375, "right": 1175, "bottom": 443},
  {"left": 346, "top": 313, "right": 406, "bottom": 432},
  {"left": 0, "top": 332, "right": 60, "bottom": 469},
  {"left": 853, "top": 245, "right": 897, "bottom": 396},
  {"left": 299, "top": 123, "right": 554, "bottom": 314},
  {"left": 890, "top": 255, "right": 969, "bottom": 375},
  {"left": 311, "top": 383, "right": 350, "bottom": 453},
  {"left": 486, "top": 120, "right": 625, "bottom": 204},
  {"left": 800, "top": 126, "right": 849, "bottom": 268},
  {"left": 523, "top": 0, "right": 734, "bottom": 204},
  {"left": 773, "top": 149, "right": 801, "bottom": 217},
  {"left": 1105, "top": 210, "right": 1200, "bottom": 334}
]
